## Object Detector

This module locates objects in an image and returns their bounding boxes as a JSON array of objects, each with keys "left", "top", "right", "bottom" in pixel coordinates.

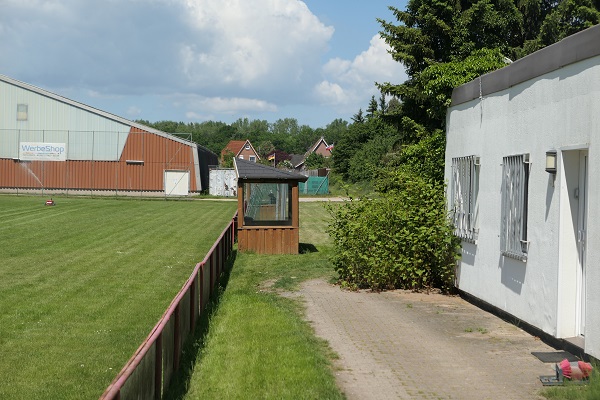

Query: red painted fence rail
[{"left": 100, "top": 212, "right": 238, "bottom": 400}]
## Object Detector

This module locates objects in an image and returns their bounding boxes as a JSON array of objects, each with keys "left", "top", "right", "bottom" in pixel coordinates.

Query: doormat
[{"left": 532, "top": 351, "right": 579, "bottom": 363}]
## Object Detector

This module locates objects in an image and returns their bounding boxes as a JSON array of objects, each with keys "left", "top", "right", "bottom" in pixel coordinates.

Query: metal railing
[{"left": 100, "top": 212, "right": 238, "bottom": 400}]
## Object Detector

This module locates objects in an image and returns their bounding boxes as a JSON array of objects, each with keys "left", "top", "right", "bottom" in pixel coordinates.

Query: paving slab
[{"left": 298, "top": 279, "right": 558, "bottom": 400}]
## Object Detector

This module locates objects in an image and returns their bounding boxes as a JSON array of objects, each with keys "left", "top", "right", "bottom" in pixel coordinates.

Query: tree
[
  {"left": 326, "top": 0, "right": 600, "bottom": 292},
  {"left": 256, "top": 140, "right": 275, "bottom": 159},
  {"left": 270, "top": 118, "right": 300, "bottom": 136},
  {"left": 419, "top": 48, "right": 507, "bottom": 126},
  {"left": 351, "top": 108, "right": 365, "bottom": 124},
  {"left": 323, "top": 118, "right": 349, "bottom": 147},
  {"left": 379, "top": 93, "right": 387, "bottom": 115},
  {"left": 539, "top": 0, "right": 600, "bottom": 45},
  {"left": 377, "top": 0, "right": 600, "bottom": 178},
  {"left": 333, "top": 113, "right": 399, "bottom": 181},
  {"left": 305, "top": 153, "right": 327, "bottom": 170},
  {"left": 366, "top": 96, "right": 378, "bottom": 118},
  {"left": 221, "top": 150, "right": 235, "bottom": 168}
]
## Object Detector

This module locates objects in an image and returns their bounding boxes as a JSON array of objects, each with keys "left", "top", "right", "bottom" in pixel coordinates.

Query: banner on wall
[{"left": 19, "top": 142, "right": 67, "bottom": 161}]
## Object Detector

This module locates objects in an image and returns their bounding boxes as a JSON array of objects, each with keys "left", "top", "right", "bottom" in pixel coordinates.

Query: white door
[
  {"left": 576, "top": 151, "right": 588, "bottom": 336},
  {"left": 164, "top": 170, "right": 189, "bottom": 196}
]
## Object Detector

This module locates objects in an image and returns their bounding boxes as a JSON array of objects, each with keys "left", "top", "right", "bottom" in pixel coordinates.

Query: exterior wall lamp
[{"left": 545, "top": 150, "right": 557, "bottom": 174}]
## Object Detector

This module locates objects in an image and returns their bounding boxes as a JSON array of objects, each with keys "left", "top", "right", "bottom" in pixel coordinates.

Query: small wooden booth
[{"left": 234, "top": 158, "right": 308, "bottom": 254}]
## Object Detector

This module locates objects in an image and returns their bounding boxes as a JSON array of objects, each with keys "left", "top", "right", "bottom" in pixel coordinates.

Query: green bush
[{"left": 327, "top": 169, "right": 460, "bottom": 292}]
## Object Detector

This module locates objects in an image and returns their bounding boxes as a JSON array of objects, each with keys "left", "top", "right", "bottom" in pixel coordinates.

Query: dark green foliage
[
  {"left": 382, "top": 129, "right": 447, "bottom": 184},
  {"left": 351, "top": 108, "right": 365, "bottom": 124},
  {"left": 419, "top": 48, "right": 508, "bottom": 125},
  {"left": 378, "top": 0, "right": 600, "bottom": 132},
  {"left": 539, "top": 0, "right": 600, "bottom": 45},
  {"left": 366, "top": 96, "right": 378, "bottom": 118},
  {"left": 332, "top": 0, "right": 600, "bottom": 295},
  {"left": 332, "top": 117, "right": 399, "bottom": 182},
  {"left": 221, "top": 150, "right": 234, "bottom": 168},
  {"left": 327, "top": 170, "right": 460, "bottom": 292},
  {"left": 305, "top": 153, "right": 328, "bottom": 169},
  {"left": 326, "top": 0, "right": 600, "bottom": 294},
  {"left": 347, "top": 132, "right": 400, "bottom": 182},
  {"left": 138, "top": 117, "right": 346, "bottom": 159}
]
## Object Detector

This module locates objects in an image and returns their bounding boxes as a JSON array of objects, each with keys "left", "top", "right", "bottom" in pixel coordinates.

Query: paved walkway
[{"left": 298, "top": 280, "right": 558, "bottom": 400}]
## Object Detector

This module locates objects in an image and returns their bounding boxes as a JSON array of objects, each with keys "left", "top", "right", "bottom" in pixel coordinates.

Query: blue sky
[{"left": 0, "top": 1, "right": 408, "bottom": 129}]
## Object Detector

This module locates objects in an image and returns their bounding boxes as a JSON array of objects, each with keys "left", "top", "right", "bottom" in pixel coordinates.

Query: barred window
[
  {"left": 501, "top": 153, "right": 530, "bottom": 261},
  {"left": 451, "top": 155, "right": 479, "bottom": 242}
]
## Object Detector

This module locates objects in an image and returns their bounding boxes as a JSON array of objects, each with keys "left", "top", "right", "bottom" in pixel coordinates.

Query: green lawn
[
  {"left": 0, "top": 195, "right": 236, "bottom": 399},
  {"left": 179, "top": 202, "right": 344, "bottom": 399}
]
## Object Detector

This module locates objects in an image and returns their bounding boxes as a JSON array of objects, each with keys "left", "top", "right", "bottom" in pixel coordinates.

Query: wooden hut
[{"left": 234, "top": 158, "right": 308, "bottom": 254}]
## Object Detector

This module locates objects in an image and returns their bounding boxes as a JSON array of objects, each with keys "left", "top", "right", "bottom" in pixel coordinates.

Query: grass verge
[
  {"left": 173, "top": 202, "right": 344, "bottom": 399},
  {"left": 0, "top": 195, "right": 236, "bottom": 399},
  {"left": 541, "top": 363, "right": 600, "bottom": 399}
]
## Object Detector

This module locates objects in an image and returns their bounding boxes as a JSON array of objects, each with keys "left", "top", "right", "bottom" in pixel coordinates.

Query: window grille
[
  {"left": 500, "top": 153, "right": 530, "bottom": 261},
  {"left": 451, "top": 155, "right": 479, "bottom": 242}
]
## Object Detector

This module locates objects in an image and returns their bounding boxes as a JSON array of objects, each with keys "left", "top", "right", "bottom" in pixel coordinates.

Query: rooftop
[{"left": 234, "top": 158, "right": 308, "bottom": 182}]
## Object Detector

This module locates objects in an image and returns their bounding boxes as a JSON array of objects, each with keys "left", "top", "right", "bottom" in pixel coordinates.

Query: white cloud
[
  {"left": 179, "top": 0, "right": 333, "bottom": 93},
  {"left": 314, "top": 34, "right": 406, "bottom": 112},
  {"left": 0, "top": 0, "right": 405, "bottom": 125},
  {"left": 314, "top": 81, "right": 345, "bottom": 105},
  {"left": 126, "top": 106, "right": 143, "bottom": 118},
  {"left": 172, "top": 93, "right": 277, "bottom": 121}
]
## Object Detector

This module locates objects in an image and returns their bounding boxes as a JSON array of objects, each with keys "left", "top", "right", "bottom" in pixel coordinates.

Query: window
[
  {"left": 238, "top": 155, "right": 244, "bottom": 160},
  {"left": 249, "top": 156, "right": 256, "bottom": 162},
  {"left": 17, "top": 104, "right": 28, "bottom": 121},
  {"left": 245, "top": 143, "right": 250, "bottom": 150},
  {"left": 243, "top": 182, "right": 292, "bottom": 226},
  {"left": 501, "top": 153, "right": 530, "bottom": 261},
  {"left": 451, "top": 155, "right": 479, "bottom": 242}
]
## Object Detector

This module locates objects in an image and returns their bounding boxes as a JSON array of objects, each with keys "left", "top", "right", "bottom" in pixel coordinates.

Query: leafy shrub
[{"left": 327, "top": 169, "right": 460, "bottom": 292}]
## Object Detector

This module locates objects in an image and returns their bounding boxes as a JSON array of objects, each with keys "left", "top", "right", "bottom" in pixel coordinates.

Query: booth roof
[{"left": 234, "top": 158, "right": 308, "bottom": 182}]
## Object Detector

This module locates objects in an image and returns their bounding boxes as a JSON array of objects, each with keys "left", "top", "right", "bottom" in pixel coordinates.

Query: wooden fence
[{"left": 100, "top": 212, "right": 238, "bottom": 399}]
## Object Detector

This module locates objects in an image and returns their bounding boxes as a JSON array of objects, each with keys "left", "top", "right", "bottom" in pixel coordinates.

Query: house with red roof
[{"left": 221, "top": 140, "right": 260, "bottom": 165}]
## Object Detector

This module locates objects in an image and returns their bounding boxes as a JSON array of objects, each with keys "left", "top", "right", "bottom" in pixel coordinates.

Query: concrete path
[{"left": 298, "top": 279, "right": 558, "bottom": 400}]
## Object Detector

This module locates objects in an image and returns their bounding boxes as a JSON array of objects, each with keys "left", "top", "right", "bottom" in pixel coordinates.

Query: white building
[{"left": 445, "top": 25, "right": 600, "bottom": 359}]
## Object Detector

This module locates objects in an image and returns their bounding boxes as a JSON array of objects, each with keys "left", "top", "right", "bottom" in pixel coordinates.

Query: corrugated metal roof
[
  {"left": 234, "top": 158, "right": 308, "bottom": 182},
  {"left": 0, "top": 74, "right": 196, "bottom": 148}
]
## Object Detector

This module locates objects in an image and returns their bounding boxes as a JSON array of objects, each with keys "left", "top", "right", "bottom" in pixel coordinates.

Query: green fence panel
[{"left": 299, "top": 176, "right": 329, "bottom": 195}]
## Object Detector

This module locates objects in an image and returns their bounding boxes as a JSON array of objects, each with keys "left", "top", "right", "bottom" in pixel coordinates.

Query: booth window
[{"left": 243, "top": 182, "right": 292, "bottom": 226}]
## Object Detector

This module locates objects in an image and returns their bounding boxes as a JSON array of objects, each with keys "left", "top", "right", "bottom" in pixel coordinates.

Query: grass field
[
  {"left": 0, "top": 195, "right": 237, "bottom": 399},
  {"left": 177, "top": 202, "right": 344, "bottom": 399}
]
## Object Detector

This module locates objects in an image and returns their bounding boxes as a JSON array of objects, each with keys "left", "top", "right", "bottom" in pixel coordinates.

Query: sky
[{"left": 0, "top": 0, "right": 408, "bottom": 129}]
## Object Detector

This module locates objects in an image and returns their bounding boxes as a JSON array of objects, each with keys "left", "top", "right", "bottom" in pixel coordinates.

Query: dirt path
[{"left": 298, "top": 279, "right": 558, "bottom": 400}]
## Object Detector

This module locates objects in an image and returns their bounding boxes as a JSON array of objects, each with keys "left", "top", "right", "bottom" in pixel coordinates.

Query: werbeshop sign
[{"left": 19, "top": 142, "right": 67, "bottom": 161}]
